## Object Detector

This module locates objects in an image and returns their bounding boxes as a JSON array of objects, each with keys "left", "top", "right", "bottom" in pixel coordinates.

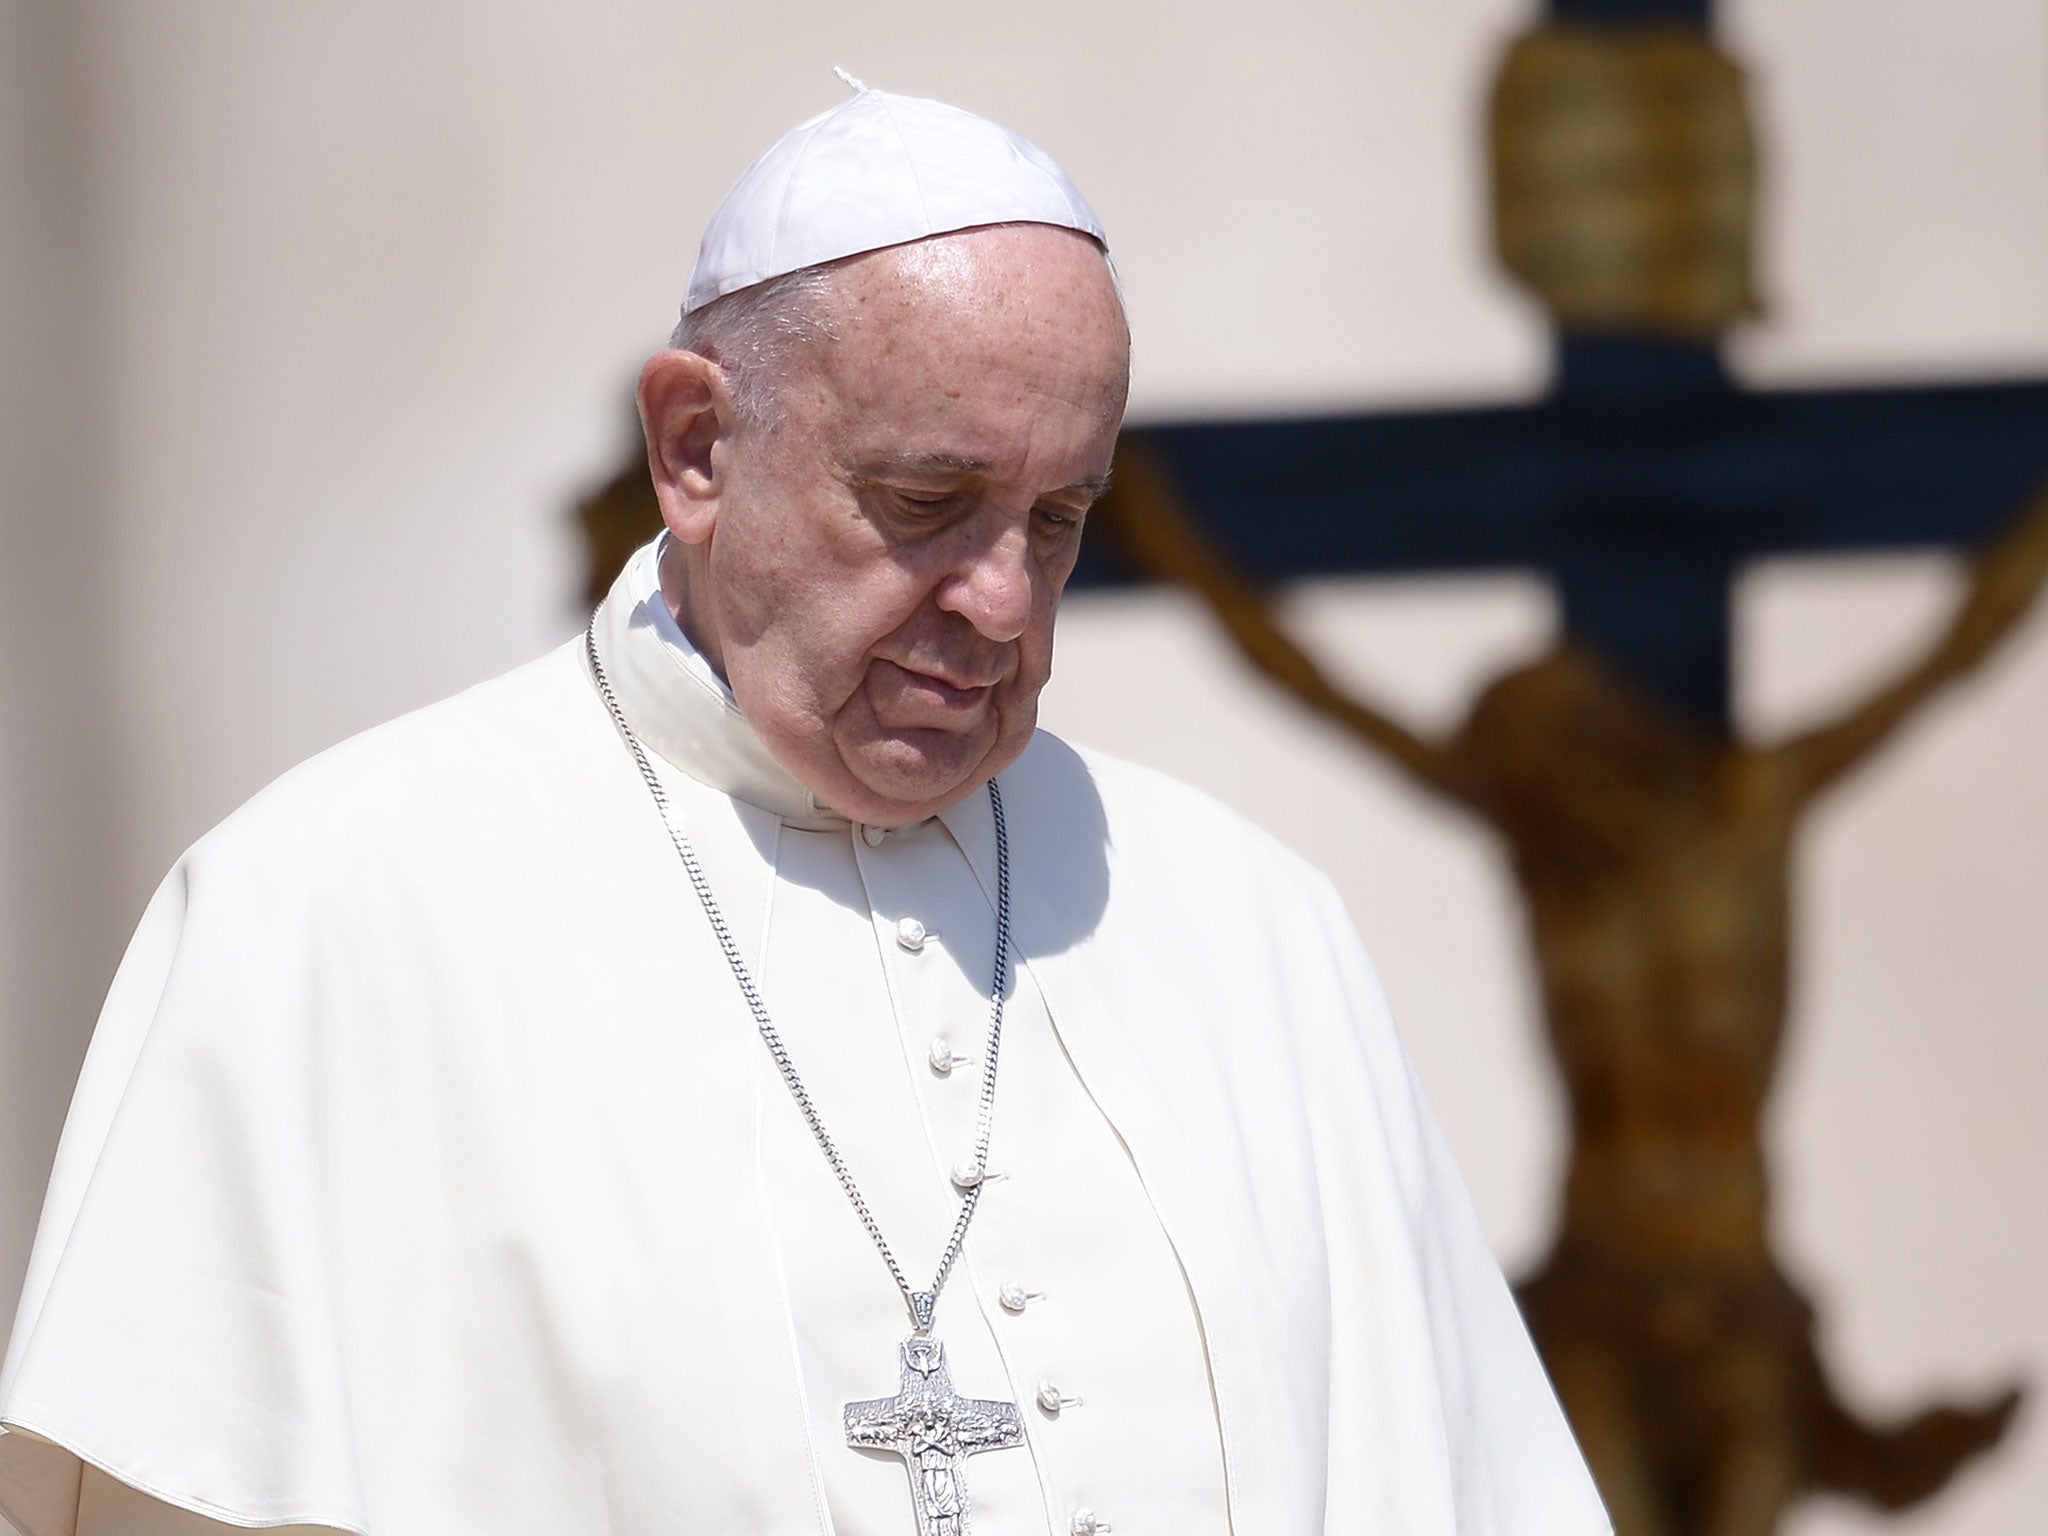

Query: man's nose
[{"left": 938, "top": 519, "right": 1035, "bottom": 642}]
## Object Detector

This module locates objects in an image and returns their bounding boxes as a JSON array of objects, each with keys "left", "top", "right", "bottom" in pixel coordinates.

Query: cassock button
[
  {"left": 895, "top": 916, "right": 930, "bottom": 951},
  {"left": 950, "top": 1159, "right": 987, "bottom": 1190},
  {"left": 928, "top": 1039, "right": 973, "bottom": 1075},
  {"left": 998, "top": 1283, "right": 1045, "bottom": 1313},
  {"left": 1070, "top": 1511, "right": 1111, "bottom": 1535},
  {"left": 860, "top": 823, "right": 889, "bottom": 847},
  {"left": 1037, "top": 1380, "right": 1083, "bottom": 1413}
]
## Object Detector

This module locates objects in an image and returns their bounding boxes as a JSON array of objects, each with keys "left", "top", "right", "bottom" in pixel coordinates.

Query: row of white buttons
[
  {"left": 902, "top": 927, "right": 973, "bottom": 1097},
  {"left": 893, "top": 914, "right": 971, "bottom": 1099},
  {"left": 877, "top": 854, "right": 1105, "bottom": 1536}
]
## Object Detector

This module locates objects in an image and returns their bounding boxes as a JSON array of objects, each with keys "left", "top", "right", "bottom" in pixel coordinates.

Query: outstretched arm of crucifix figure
[
  {"left": 1094, "top": 438, "right": 1475, "bottom": 805},
  {"left": 1767, "top": 481, "right": 2048, "bottom": 806}
]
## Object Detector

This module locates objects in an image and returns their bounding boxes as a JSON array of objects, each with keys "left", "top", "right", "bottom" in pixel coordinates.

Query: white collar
[{"left": 589, "top": 537, "right": 849, "bottom": 830}]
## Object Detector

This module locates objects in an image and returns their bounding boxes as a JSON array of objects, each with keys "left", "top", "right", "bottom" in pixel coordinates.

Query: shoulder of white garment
[
  {"left": 77, "top": 642, "right": 697, "bottom": 982},
  {"left": 172, "top": 641, "right": 613, "bottom": 878},
  {"left": 0, "top": 635, "right": 793, "bottom": 1536}
]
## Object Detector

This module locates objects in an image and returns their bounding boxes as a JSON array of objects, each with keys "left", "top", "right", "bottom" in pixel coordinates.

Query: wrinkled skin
[{"left": 638, "top": 224, "right": 1131, "bottom": 825}]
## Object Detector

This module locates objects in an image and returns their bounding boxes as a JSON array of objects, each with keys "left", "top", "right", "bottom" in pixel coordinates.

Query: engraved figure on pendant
[{"left": 845, "top": 1337, "right": 1025, "bottom": 1536}]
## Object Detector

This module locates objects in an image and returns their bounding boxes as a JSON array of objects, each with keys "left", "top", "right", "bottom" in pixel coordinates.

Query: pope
[{"left": 0, "top": 80, "right": 1610, "bottom": 1536}]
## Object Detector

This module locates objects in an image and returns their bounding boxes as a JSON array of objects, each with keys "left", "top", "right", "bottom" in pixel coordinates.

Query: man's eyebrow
[{"left": 866, "top": 451, "right": 995, "bottom": 480}]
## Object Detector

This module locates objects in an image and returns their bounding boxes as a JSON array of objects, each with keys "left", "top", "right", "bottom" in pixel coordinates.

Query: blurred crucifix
[
  {"left": 1095, "top": 441, "right": 2044, "bottom": 1536},
  {"left": 1069, "top": 6, "right": 2048, "bottom": 1533}
]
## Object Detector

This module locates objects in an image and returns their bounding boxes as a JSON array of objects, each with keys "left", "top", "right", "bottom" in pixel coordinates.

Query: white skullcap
[{"left": 682, "top": 72, "right": 1108, "bottom": 315}]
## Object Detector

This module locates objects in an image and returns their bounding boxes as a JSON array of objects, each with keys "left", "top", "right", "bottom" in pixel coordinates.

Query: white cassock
[{"left": 0, "top": 540, "right": 1609, "bottom": 1536}]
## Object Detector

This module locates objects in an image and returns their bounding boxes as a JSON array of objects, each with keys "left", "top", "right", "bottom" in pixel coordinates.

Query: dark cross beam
[
  {"left": 1071, "top": 351, "right": 2048, "bottom": 730},
  {"left": 1067, "top": 0, "right": 2048, "bottom": 732},
  {"left": 1554, "top": 0, "right": 1711, "bottom": 22}
]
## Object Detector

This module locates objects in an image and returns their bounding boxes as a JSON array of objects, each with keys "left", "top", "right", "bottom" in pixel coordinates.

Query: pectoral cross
[{"left": 844, "top": 1335, "right": 1025, "bottom": 1536}]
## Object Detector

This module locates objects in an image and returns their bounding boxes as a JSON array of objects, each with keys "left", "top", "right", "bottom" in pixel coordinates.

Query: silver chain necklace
[{"left": 586, "top": 622, "right": 1026, "bottom": 1536}]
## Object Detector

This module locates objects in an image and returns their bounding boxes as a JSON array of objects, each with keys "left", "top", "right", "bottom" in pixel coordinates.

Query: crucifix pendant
[{"left": 844, "top": 1334, "right": 1025, "bottom": 1536}]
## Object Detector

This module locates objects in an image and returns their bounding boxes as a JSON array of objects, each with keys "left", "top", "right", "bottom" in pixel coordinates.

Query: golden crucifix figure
[{"left": 1096, "top": 443, "right": 2046, "bottom": 1536}]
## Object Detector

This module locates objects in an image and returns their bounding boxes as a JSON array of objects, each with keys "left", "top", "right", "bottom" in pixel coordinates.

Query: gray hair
[
  {"left": 667, "top": 230, "right": 1125, "bottom": 428},
  {"left": 668, "top": 267, "right": 841, "bottom": 428}
]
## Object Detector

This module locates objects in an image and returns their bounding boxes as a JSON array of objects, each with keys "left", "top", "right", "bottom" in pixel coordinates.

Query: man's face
[{"left": 667, "top": 225, "right": 1129, "bottom": 825}]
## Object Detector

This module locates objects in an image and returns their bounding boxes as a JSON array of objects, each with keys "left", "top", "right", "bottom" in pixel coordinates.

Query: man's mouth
[
  {"left": 901, "top": 670, "right": 993, "bottom": 707},
  {"left": 872, "top": 659, "right": 1001, "bottom": 718}
]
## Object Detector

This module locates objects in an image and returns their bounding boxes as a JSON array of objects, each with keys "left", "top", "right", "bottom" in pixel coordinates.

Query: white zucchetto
[{"left": 683, "top": 73, "right": 1109, "bottom": 315}]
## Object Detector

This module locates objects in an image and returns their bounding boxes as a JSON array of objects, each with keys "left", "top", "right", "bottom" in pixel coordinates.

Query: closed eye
[{"left": 887, "top": 489, "right": 965, "bottom": 516}]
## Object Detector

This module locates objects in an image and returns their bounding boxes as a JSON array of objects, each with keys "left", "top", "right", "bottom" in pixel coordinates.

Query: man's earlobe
[{"left": 638, "top": 349, "right": 730, "bottom": 545}]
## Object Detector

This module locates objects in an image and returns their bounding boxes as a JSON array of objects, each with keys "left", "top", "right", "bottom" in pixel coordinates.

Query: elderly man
[{"left": 0, "top": 84, "right": 1607, "bottom": 1536}]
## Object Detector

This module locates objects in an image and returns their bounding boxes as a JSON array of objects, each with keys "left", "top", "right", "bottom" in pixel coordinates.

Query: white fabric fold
[{"left": 594, "top": 535, "right": 843, "bottom": 829}]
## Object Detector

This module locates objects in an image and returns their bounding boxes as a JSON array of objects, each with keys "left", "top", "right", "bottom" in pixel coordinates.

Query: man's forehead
[
  {"left": 786, "top": 225, "right": 1131, "bottom": 479},
  {"left": 683, "top": 79, "right": 1110, "bottom": 318},
  {"left": 822, "top": 225, "right": 1124, "bottom": 335},
  {"left": 802, "top": 227, "right": 1127, "bottom": 376}
]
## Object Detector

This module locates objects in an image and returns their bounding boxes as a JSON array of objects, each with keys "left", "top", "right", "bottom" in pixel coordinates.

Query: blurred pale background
[{"left": 2, "top": 3, "right": 2042, "bottom": 1534}]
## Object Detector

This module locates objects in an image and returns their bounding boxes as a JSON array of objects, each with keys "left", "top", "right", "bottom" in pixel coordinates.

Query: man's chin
[{"left": 836, "top": 727, "right": 1010, "bottom": 823}]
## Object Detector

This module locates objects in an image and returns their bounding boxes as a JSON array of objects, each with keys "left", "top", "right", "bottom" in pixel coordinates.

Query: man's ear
[{"left": 637, "top": 349, "right": 734, "bottom": 546}]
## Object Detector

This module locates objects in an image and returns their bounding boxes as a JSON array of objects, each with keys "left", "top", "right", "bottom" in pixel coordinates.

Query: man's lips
[
  {"left": 871, "top": 659, "right": 1002, "bottom": 716},
  {"left": 899, "top": 670, "right": 994, "bottom": 706}
]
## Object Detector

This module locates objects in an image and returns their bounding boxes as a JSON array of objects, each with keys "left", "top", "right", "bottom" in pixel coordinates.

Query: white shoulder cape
[{"left": 0, "top": 639, "right": 1608, "bottom": 1535}]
